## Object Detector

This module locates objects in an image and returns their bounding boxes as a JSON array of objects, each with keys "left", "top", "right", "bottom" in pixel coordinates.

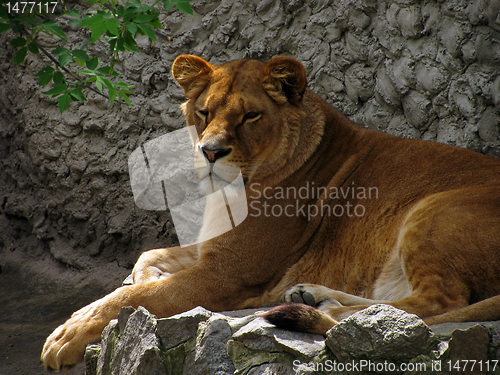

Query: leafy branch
[{"left": 0, "top": 0, "right": 193, "bottom": 113}]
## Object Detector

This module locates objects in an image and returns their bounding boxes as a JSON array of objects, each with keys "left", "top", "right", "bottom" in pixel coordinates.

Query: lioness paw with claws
[{"left": 41, "top": 300, "right": 109, "bottom": 371}]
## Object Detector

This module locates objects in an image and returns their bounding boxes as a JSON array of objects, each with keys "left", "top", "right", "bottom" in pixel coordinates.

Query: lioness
[{"left": 42, "top": 55, "right": 500, "bottom": 370}]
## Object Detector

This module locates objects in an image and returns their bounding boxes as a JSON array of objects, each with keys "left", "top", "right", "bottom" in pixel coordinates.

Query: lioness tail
[{"left": 262, "top": 303, "right": 337, "bottom": 335}]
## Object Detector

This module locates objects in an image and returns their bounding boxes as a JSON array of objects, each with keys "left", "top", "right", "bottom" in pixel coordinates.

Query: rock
[
  {"left": 375, "top": 67, "right": 401, "bottom": 108},
  {"left": 345, "top": 64, "right": 375, "bottom": 103},
  {"left": 387, "top": 57, "right": 415, "bottom": 95},
  {"left": 183, "top": 314, "right": 236, "bottom": 375},
  {"left": 415, "top": 58, "right": 449, "bottom": 94},
  {"left": 397, "top": 5, "right": 423, "bottom": 38},
  {"left": 438, "top": 18, "right": 470, "bottom": 57},
  {"left": 477, "top": 107, "right": 500, "bottom": 143},
  {"left": 86, "top": 306, "right": 500, "bottom": 375},
  {"left": 402, "top": 90, "right": 433, "bottom": 130},
  {"left": 156, "top": 306, "right": 212, "bottom": 350},
  {"left": 246, "top": 363, "right": 295, "bottom": 375},
  {"left": 450, "top": 80, "right": 477, "bottom": 119},
  {"left": 232, "top": 317, "right": 325, "bottom": 359},
  {"left": 325, "top": 304, "right": 438, "bottom": 362},
  {"left": 440, "top": 325, "right": 489, "bottom": 374},
  {"left": 88, "top": 306, "right": 166, "bottom": 375}
]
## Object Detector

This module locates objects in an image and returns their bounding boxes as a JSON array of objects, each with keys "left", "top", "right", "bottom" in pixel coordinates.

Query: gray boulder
[{"left": 326, "top": 304, "right": 438, "bottom": 362}]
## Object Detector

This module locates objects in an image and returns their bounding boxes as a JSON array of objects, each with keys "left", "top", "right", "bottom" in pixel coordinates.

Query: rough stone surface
[
  {"left": 440, "top": 325, "right": 489, "bottom": 374},
  {"left": 326, "top": 304, "right": 438, "bottom": 362},
  {"left": 87, "top": 306, "right": 500, "bottom": 375},
  {"left": 232, "top": 318, "right": 325, "bottom": 360},
  {"left": 96, "top": 306, "right": 166, "bottom": 375},
  {"left": 2, "top": 0, "right": 500, "bottom": 373},
  {"left": 156, "top": 306, "right": 212, "bottom": 350},
  {"left": 183, "top": 314, "right": 236, "bottom": 375}
]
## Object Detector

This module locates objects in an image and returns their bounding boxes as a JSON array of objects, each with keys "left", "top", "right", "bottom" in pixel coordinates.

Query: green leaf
[
  {"left": 133, "top": 13, "right": 155, "bottom": 23},
  {"left": 100, "top": 10, "right": 112, "bottom": 20},
  {"left": 27, "top": 42, "right": 39, "bottom": 54},
  {"left": 148, "top": 19, "right": 162, "bottom": 29},
  {"left": 137, "top": 23, "right": 155, "bottom": 41},
  {"left": 72, "top": 49, "right": 90, "bottom": 61},
  {"left": 100, "top": 77, "right": 114, "bottom": 90},
  {"left": 108, "top": 85, "right": 117, "bottom": 106},
  {"left": 176, "top": 1, "right": 193, "bottom": 14},
  {"left": 51, "top": 47, "right": 70, "bottom": 56},
  {"left": 116, "top": 81, "right": 134, "bottom": 88},
  {"left": 122, "top": 30, "right": 138, "bottom": 52},
  {"left": 126, "top": 22, "right": 137, "bottom": 35},
  {"left": 105, "top": 18, "right": 120, "bottom": 35},
  {"left": 69, "top": 88, "right": 86, "bottom": 101},
  {"left": 43, "top": 84, "right": 68, "bottom": 96},
  {"left": 125, "top": 0, "right": 141, "bottom": 7},
  {"left": 95, "top": 76, "right": 104, "bottom": 93},
  {"left": 77, "top": 69, "right": 96, "bottom": 76},
  {"left": 74, "top": 57, "right": 86, "bottom": 67},
  {"left": 123, "top": 7, "right": 139, "bottom": 21},
  {"left": 35, "top": 67, "right": 55, "bottom": 86},
  {"left": 79, "top": 14, "right": 104, "bottom": 27},
  {"left": 87, "top": 56, "right": 99, "bottom": 70},
  {"left": 53, "top": 71, "right": 65, "bottom": 85},
  {"left": 57, "top": 94, "right": 72, "bottom": 113},
  {"left": 84, "top": 76, "right": 97, "bottom": 84},
  {"left": 116, "top": 36, "right": 124, "bottom": 51},
  {"left": 59, "top": 53, "right": 73, "bottom": 66},
  {"left": 42, "top": 22, "right": 67, "bottom": 40},
  {"left": 96, "top": 66, "right": 119, "bottom": 76},
  {"left": 116, "top": 5, "right": 125, "bottom": 17},
  {"left": 50, "top": 26, "right": 68, "bottom": 40},
  {"left": 66, "top": 8, "right": 80, "bottom": 17},
  {"left": 10, "top": 37, "right": 26, "bottom": 47},
  {"left": 0, "top": 23, "right": 11, "bottom": 33},
  {"left": 162, "top": 0, "right": 174, "bottom": 11},
  {"left": 35, "top": 67, "right": 55, "bottom": 76},
  {"left": 43, "top": 20, "right": 58, "bottom": 27},
  {"left": 119, "top": 90, "right": 132, "bottom": 106},
  {"left": 119, "top": 89, "right": 134, "bottom": 95},
  {"left": 90, "top": 21, "right": 107, "bottom": 43},
  {"left": 109, "top": 38, "right": 117, "bottom": 52},
  {"left": 12, "top": 47, "right": 28, "bottom": 65}
]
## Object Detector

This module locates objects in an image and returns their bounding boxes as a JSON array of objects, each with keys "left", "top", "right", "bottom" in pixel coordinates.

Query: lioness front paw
[
  {"left": 41, "top": 301, "right": 108, "bottom": 371},
  {"left": 283, "top": 284, "right": 343, "bottom": 310}
]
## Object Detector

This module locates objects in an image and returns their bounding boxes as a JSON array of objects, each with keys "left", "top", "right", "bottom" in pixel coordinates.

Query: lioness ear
[
  {"left": 262, "top": 56, "right": 307, "bottom": 105},
  {"left": 172, "top": 55, "right": 214, "bottom": 98}
]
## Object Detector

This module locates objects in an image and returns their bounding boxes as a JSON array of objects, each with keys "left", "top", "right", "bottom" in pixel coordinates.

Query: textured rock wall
[{"left": 1, "top": 0, "right": 500, "bottom": 278}]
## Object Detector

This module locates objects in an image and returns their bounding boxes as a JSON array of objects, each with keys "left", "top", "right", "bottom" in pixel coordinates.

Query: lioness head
[{"left": 172, "top": 55, "right": 311, "bottom": 191}]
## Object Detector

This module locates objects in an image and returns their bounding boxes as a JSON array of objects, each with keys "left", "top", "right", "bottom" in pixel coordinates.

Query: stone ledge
[{"left": 84, "top": 305, "right": 500, "bottom": 375}]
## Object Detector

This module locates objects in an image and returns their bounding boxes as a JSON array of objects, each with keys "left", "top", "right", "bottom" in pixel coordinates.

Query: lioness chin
[{"left": 42, "top": 55, "right": 500, "bottom": 371}]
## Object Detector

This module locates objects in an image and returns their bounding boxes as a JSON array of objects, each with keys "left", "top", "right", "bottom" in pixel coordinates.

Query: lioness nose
[{"left": 200, "top": 146, "right": 232, "bottom": 163}]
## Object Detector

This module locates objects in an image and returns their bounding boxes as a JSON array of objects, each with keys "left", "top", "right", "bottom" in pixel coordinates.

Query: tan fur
[{"left": 42, "top": 55, "right": 500, "bottom": 370}]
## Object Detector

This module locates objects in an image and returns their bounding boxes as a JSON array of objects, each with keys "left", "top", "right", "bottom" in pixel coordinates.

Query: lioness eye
[
  {"left": 196, "top": 110, "right": 209, "bottom": 121},
  {"left": 243, "top": 112, "right": 261, "bottom": 122}
]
